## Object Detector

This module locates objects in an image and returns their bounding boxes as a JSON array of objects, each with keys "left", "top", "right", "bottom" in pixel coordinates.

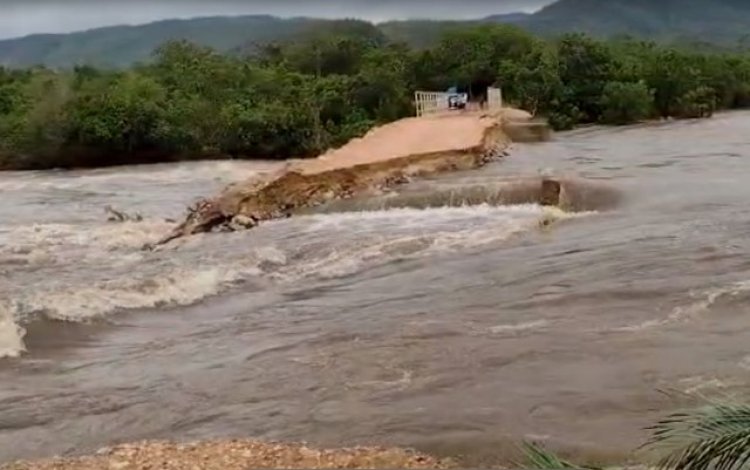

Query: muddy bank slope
[{"left": 154, "top": 112, "right": 520, "bottom": 247}]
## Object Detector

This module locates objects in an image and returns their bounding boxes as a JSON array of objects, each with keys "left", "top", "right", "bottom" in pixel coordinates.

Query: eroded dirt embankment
[{"left": 152, "top": 112, "right": 518, "bottom": 247}]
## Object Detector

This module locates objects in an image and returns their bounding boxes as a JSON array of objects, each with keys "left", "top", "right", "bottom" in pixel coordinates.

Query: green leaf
[{"left": 644, "top": 399, "right": 750, "bottom": 470}]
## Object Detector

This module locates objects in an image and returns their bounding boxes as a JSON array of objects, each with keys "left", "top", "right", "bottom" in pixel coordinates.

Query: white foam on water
[
  {"left": 2, "top": 242, "right": 288, "bottom": 358},
  {"left": 303, "top": 204, "right": 587, "bottom": 249},
  {"left": 6, "top": 254, "right": 283, "bottom": 324},
  {"left": 0, "top": 160, "right": 278, "bottom": 192},
  {"left": 345, "top": 369, "right": 413, "bottom": 390},
  {"left": 33, "top": 269, "right": 242, "bottom": 321},
  {"left": 277, "top": 204, "right": 581, "bottom": 280},
  {"left": 678, "top": 376, "right": 737, "bottom": 395},
  {"left": 0, "top": 303, "right": 27, "bottom": 359},
  {"left": 738, "top": 355, "right": 750, "bottom": 371},
  {"left": 273, "top": 234, "right": 433, "bottom": 280},
  {"left": 2, "top": 202, "right": 588, "bottom": 358},
  {"left": 299, "top": 203, "right": 563, "bottom": 230},
  {"left": 489, "top": 320, "right": 550, "bottom": 334},
  {"left": 613, "top": 280, "right": 750, "bottom": 332},
  {"left": 0, "top": 162, "right": 290, "bottom": 358},
  {"left": 0, "top": 220, "right": 176, "bottom": 276},
  {"left": 1, "top": 220, "right": 172, "bottom": 252},
  {"left": 612, "top": 319, "right": 666, "bottom": 333}
]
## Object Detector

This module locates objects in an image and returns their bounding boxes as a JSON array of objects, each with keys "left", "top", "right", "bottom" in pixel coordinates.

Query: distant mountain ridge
[
  {"left": 2, "top": 0, "right": 750, "bottom": 68},
  {"left": 523, "top": 0, "right": 750, "bottom": 43},
  {"left": 0, "top": 15, "right": 317, "bottom": 68}
]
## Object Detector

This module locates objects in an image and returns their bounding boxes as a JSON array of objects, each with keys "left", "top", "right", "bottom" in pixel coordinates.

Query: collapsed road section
[{"left": 152, "top": 109, "right": 549, "bottom": 248}]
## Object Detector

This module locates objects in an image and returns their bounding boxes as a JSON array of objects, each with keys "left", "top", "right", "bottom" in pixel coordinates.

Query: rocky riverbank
[{"left": 0, "top": 440, "right": 452, "bottom": 470}]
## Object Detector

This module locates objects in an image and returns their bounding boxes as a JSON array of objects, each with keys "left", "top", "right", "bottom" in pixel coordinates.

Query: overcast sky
[{"left": 0, "top": 0, "right": 553, "bottom": 40}]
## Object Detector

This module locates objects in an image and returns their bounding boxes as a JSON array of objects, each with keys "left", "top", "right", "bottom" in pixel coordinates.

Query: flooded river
[{"left": 2, "top": 113, "right": 750, "bottom": 465}]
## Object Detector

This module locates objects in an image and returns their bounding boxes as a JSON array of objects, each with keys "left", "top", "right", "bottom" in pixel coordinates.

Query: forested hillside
[
  {"left": 3, "top": 0, "right": 750, "bottom": 68},
  {"left": 0, "top": 16, "right": 317, "bottom": 68}
]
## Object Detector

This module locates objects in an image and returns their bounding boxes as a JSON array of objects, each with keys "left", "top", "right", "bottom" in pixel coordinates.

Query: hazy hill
[
  {"left": 378, "top": 13, "right": 530, "bottom": 49},
  {"left": 0, "top": 14, "right": 530, "bottom": 68},
  {"left": 523, "top": 0, "right": 750, "bottom": 44},
  {"left": 0, "top": 15, "right": 317, "bottom": 68},
  {"left": 3, "top": 0, "right": 750, "bottom": 68}
]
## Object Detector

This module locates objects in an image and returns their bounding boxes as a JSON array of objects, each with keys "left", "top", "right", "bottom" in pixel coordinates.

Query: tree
[
  {"left": 0, "top": 71, "right": 72, "bottom": 168},
  {"left": 556, "top": 33, "right": 617, "bottom": 123},
  {"left": 677, "top": 86, "right": 717, "bottom": 118},
  {"left": 353, "top": 44, "right": 415, "bottom": 122},
  {"left": 645, "top": 400, "right": 750, "bottom": 470},
  {"left": 263, "top": 20, "right": 385, "bottom": 77},
  {"left": 424, "top": 25, "right": 539, "bottom": 96},
  {"left": 498, "top": 42, "right": 561, "bottom": 115},
  {"left": 599, "top": 81, "right": 653, "bottom": 124},
  {"left": 67, "top": 72, "right": 166, "bottom": 156},
  {"left": 643, "top": 49, "right": 702, "bottom": 117}
]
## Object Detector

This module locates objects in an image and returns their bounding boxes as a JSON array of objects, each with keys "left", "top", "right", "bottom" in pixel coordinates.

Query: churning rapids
[{"left": 3, "top": 113, "right": 750, "bottom": 465}]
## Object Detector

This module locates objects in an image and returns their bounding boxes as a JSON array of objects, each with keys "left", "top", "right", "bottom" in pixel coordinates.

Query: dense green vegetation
[{"left": 3, "top": 21, "right": 750, "bottom": 170}]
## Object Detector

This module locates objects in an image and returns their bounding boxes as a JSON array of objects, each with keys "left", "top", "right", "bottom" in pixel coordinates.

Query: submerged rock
[
  {"left": 540, "top": 179, "right": 562, "bottom": 206},
  {"left": 230, "top": 215, "right": 257, "bottom": 230}
]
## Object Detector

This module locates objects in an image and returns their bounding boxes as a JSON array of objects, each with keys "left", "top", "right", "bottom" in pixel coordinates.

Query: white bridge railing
[
  {"left": 414, "top": 86, "right": 503, "bottom": 117},
  {"left": 414, "top": 91, "right": 450, "bottom": 117}
]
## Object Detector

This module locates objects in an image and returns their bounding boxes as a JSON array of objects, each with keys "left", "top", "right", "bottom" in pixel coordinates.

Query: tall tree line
[{"left": 2, "top": 20, "right": 750, "bottom": 170}]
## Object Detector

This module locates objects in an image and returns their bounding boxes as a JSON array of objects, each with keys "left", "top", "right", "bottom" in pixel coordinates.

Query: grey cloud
[{"left": 0, "top": 0, "right": 553, "bottom": 39}]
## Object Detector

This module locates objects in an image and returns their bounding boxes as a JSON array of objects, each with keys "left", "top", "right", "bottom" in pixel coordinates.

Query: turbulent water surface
[{"left": 3, "top": 113, "right": 750, "bottom": 464}]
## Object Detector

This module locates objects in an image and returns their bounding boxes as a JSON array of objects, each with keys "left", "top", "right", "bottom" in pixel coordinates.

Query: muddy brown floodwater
[{"left": 2, "top": 113, "right": 750, "bottom": 466}]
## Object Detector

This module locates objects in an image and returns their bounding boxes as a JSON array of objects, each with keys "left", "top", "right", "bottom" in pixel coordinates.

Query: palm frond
[
  {"left": 644, "top": 400, "right": 750, "bottom": 470},
  {"left": 519, "top": 441, "right": 580, "bottom": 469}
]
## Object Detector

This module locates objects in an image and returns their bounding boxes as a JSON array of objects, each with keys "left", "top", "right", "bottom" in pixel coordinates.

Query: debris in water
[{"left": 104, "top": 205, "right": 143, "bottom": 223}]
